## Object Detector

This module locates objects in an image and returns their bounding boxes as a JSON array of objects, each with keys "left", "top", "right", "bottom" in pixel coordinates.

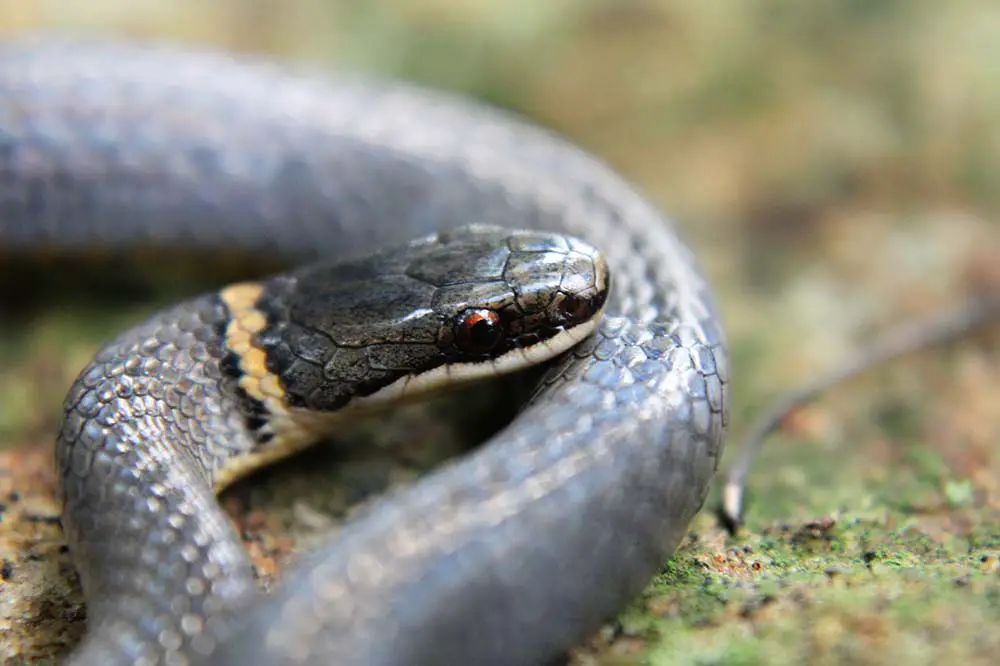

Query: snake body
[{"left": 0, "top": 38, "right": 729, "bottom": 666}]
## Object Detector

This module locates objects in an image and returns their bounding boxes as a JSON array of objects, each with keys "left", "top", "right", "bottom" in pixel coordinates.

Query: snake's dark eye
[
  {"left": 455, "top": 308, "right": 504, "bottom": 354},
  {"left": 557, "top": 293, "right": 591, "bottom": 323}
]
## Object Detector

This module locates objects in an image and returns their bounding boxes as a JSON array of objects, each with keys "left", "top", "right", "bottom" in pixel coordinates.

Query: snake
[{"left": 0, "top": 37, "right": 729, "bottom": 666}]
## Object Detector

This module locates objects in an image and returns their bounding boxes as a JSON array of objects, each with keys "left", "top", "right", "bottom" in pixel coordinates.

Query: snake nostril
[{"left": 557, "top": 293, "right": 591, "bottom": 324}]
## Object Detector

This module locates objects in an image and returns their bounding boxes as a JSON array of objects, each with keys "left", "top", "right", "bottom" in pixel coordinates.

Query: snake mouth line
[{"left": 350, "top": 304, "right": 605, "bottom": 408}]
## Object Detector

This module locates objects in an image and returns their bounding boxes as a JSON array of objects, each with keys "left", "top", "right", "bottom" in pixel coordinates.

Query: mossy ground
[{"left": 2, "top": 2, "right": 1000, "bottom": 664}]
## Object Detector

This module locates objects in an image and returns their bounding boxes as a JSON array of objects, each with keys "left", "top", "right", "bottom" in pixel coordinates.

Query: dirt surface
[{"left": 2, "top": 1, "right": 1000, "bottom": 665}]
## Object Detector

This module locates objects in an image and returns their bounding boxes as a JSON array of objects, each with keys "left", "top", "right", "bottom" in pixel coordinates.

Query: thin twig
[{"left": 720, "top": 293, "right": 1000, "bottom": 531}]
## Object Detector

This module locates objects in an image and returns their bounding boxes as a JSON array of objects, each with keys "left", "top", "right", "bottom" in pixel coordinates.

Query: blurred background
[{"left": 1, "top": 1, "right": 999, "bottom": 664}]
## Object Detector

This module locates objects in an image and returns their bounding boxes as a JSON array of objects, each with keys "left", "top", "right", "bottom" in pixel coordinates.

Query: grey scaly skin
[{"left": 0, "top": 37, "right": 729, "bottom": 666}]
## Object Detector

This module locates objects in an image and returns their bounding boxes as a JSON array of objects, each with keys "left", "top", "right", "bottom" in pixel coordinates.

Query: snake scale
[{"left": 0, "top": 37, "right": 729, "bottom": 666}]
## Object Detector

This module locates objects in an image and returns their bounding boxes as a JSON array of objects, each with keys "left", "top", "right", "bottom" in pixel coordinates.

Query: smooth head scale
[{"left": 252, "top": 224, "right": 610, "bottom": 413}]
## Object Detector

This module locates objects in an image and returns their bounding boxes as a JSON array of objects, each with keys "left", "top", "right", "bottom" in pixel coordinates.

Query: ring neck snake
[{"left": 0, "top": 37, "right": 729, "bottom": 666}]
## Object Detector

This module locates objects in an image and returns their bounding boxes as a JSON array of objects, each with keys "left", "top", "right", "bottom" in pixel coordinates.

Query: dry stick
[{"left": 721, "top": 293, "right": 1000, "bottom": 531}]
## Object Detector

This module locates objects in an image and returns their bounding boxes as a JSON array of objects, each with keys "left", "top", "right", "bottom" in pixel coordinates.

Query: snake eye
[
  {"left": 557, "top": 293, "right": 591, "bottom": 324},
  {"left": 455, "top": 308, "right": 504, "bottom": 354}
]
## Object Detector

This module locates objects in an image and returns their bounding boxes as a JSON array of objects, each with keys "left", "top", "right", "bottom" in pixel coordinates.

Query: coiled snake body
[{"left": 0, "top": 38, "right": 729, "bottom": 666}]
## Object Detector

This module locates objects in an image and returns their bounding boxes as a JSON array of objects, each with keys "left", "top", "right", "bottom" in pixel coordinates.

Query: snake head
[{"left": 245, "top": 224, "right": 610, "bottom": 412}]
